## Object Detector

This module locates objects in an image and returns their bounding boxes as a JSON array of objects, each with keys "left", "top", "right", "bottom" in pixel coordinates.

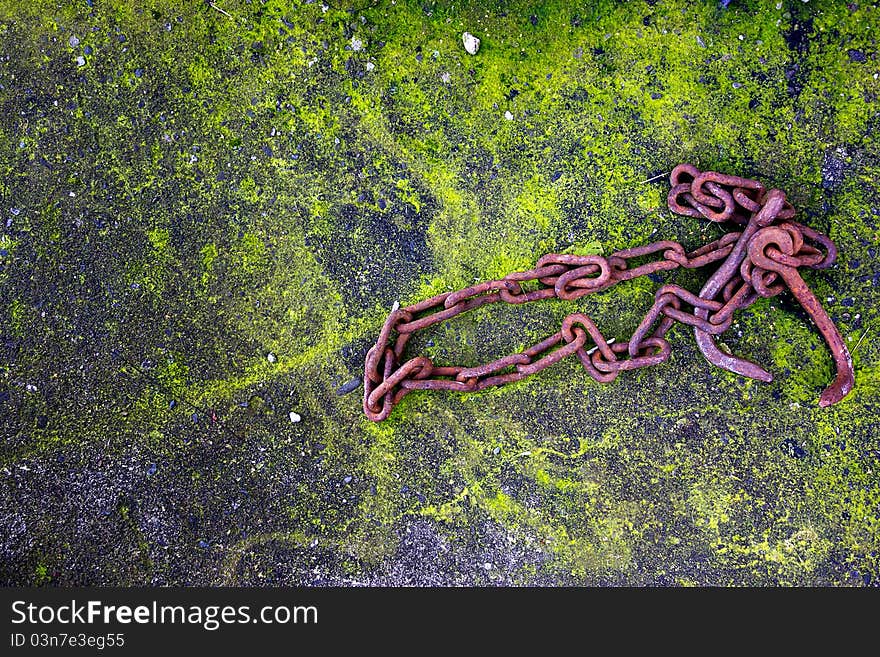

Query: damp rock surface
[{"left": 0, "top": 1, "right": 878, "bottom": 587}]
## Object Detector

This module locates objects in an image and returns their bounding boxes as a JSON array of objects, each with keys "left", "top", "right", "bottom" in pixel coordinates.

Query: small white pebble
[
  {"left": 440, "top": 71, "right": 451, "bottom": 84},
  {"left": 483, "top": 562, "right": 493, "bottom": 570},
  {"left": 76, "top": 56, "right": 86, "bottom": 67},
  {"left": 462, "top": 32, "right": 480, "bottom": 55},
  {"left": 351, "top": 37, "right": 364, "bottom": 52},
  {"left": 504, "top": 110, "right": 513, "bottom": 120},
  {"left": 267, "top": 352, "right": 277, "bottom": 363},
  {"left": 289, "top": 411, "right": 301, "bottom": 423},
  {"left": 391, "top": 300, "right": 400, "bottom": 311},
  {"left": 365, "top": 61, "right": 375, "bottom": 72}
]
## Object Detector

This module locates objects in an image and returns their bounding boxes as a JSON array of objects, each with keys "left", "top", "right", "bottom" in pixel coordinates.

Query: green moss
[
  {"left": 155, "top": 355, "right": 189, "bottom": 396},
  {"left": 34, "top": 563, "right": 50, "bottom": 586},
  {"left": 7, "top": 297, "right": 24, "bottom": 339},
  {"left": 147, "top": 227, "right": 170, "bottom": 253},
  {"left": 767, "top": 311, "right": 835, "bottom": 406},
  {"left": 233, "top": 232, "right": 268, "bottom": 275},
  {"left": 200, "top": 242, "right": 219, "bottom": 291}
]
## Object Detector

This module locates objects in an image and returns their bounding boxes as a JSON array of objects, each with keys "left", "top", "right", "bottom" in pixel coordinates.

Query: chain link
[{"left": 363, "top": 164, "right": 855, "bottom": 421}]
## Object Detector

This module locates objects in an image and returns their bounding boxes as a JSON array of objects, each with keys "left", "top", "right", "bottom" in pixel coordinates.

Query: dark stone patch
[
  {"left": 783, "top": 16, "right": 813, "bottom": 98},
  {"left": 369, "top": 518, "right": 546, "bottom": 585},
  {"left": 781, "top": 437, "right": 807, "bottom": 459},
  {"left": 309, "top": 203, "right": 433, "bottom": 309},
  {"left": 821, "top": 150, "right": 848, "bottom": 191},
  {"left": 784, "top": 17, "right": 813, "bottom": 55},
  {"left": 340, "top": 336, "right": 375, "bottom": 373},
  {"left": 463, "top": 144, "right": 497, "bottom": 180},
  {"left": 232, "top": 541, "right": 366, "bottom": 586}
]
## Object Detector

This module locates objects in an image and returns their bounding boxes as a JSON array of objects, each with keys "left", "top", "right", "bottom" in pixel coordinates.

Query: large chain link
[{"left": 363, "top": 164, "right": 854, "bottom": 421}]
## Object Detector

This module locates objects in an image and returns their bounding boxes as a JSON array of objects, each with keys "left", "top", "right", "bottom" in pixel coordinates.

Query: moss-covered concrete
[{"left": 0, "top": 0, "right": 877, "bottom": 586}]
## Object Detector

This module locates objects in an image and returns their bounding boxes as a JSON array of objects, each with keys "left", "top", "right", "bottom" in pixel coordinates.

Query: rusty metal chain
[{"left": 363, "top": 164, "right": 855, "bottom": 421}]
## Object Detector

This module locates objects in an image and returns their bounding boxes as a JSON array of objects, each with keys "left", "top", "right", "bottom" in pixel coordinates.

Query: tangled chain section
[{"left": 363, "top": 164, "right": 854, "bottom": 421}]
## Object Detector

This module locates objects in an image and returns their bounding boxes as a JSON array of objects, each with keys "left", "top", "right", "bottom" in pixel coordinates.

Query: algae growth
[{"left": 0, "top": 0, "right": 878, "bottom": 586}]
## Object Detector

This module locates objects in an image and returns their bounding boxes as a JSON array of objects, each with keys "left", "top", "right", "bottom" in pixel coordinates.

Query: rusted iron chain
[{"left": 363, "top": 164, "right": 854, "bottom": 421}]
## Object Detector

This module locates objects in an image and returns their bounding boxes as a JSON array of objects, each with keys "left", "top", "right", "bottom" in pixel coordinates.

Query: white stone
[
  {"left": 267, "top": 352, "right": 277, "bottom": 363},
  {"left": 462, "top": 32, "right": 480, "bottom": 55},
  {"left": 504, "top": 110, "right": 513, "bottom": 121},
  {"left": 289, "top": 411, "right": 301, "bottom": 423}
]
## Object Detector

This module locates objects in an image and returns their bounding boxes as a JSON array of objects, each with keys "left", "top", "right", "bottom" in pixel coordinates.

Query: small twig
[
  {"left": 851, "top": 323, "right": 874, "bottom": 355},
  {"left": 641, "top": 171, "right": 669, "bottom": 184},
  {"left": 209, "top": 2, "right": 236, "bottom": 22},
  {"left": 587, "top": 337, "right": 615, "bottom": 355}
]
